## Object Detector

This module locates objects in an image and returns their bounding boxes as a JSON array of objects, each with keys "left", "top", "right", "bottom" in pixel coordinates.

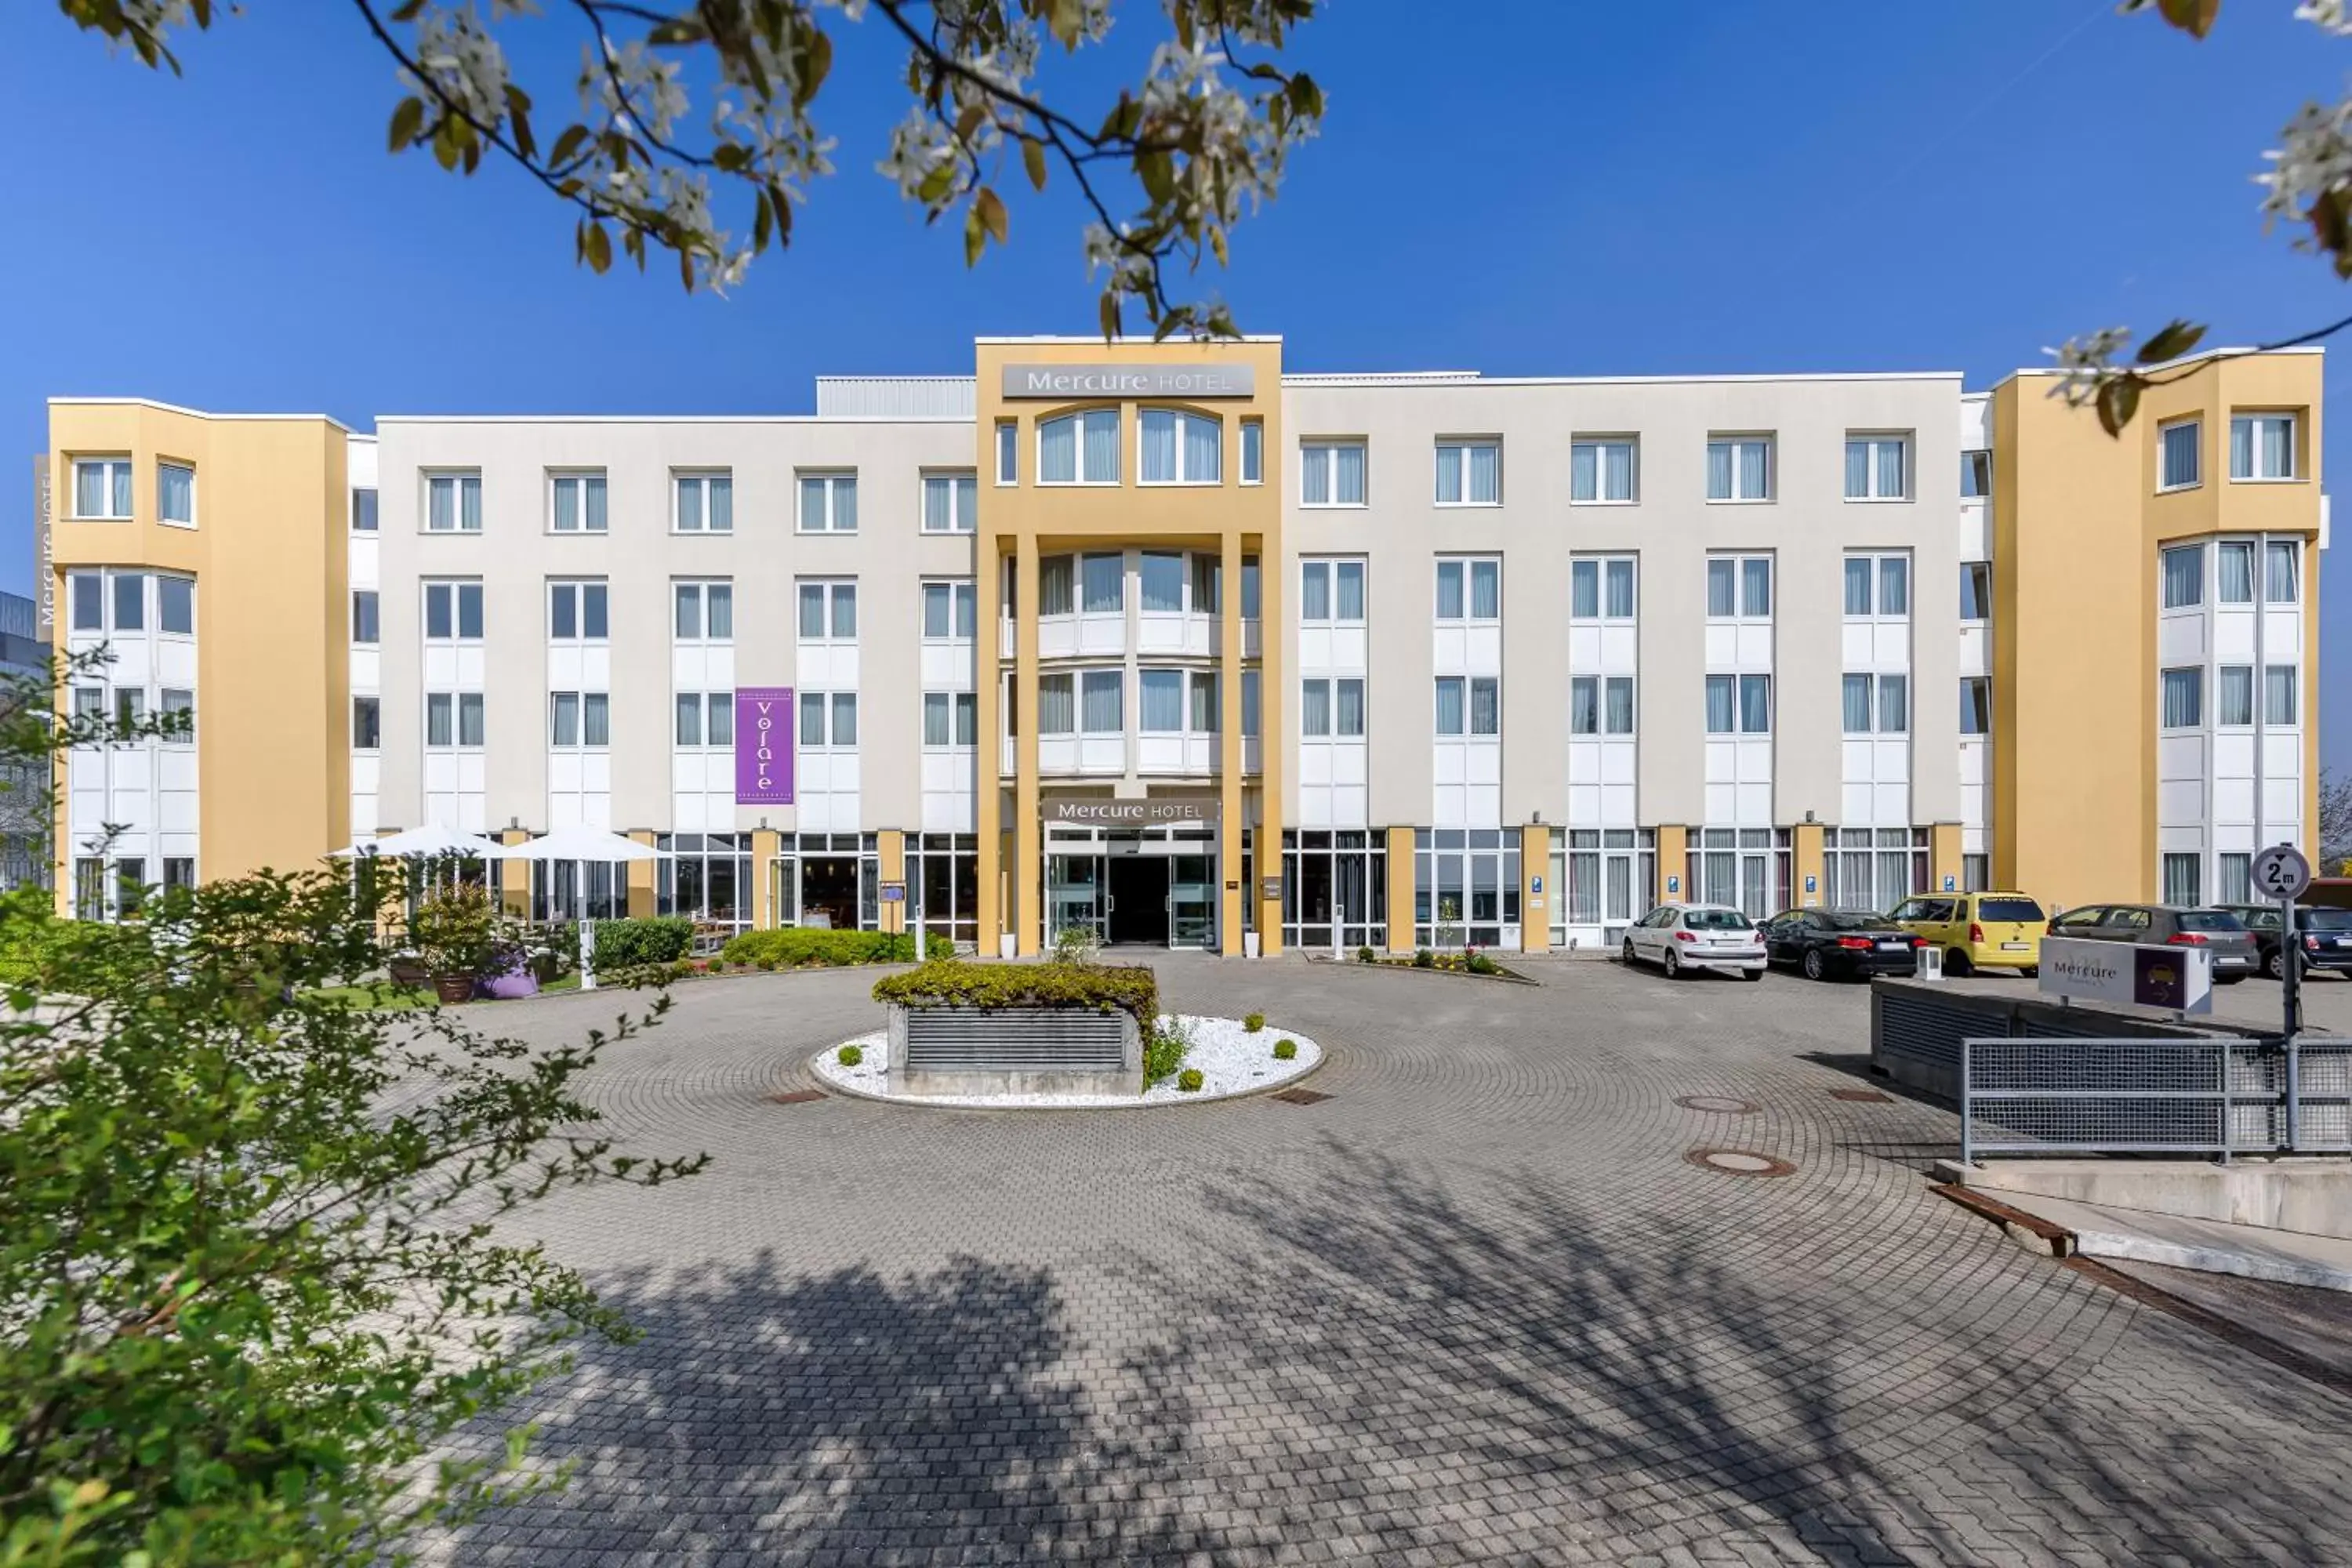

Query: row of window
[
  {"left": 371, "top": 470, "right": 983, "bottom": 538},
  {"left": 2159, "top": 538, "right": 2303, "bottom": 608},
  {"left": 67, "top": 458, "right": 196, "bottom": 525},
  {"left": 68, "top": 684, "right": 194, "bottom": 740},
  {"left": 2157, "top": 412, "right": 2301, "bottom": 491},
  {"left": 64, "top": 571, "right": 195, "bottom": 635},
  {"left": 2158, "top": 664, "right": 2303, "bottom": 730}
]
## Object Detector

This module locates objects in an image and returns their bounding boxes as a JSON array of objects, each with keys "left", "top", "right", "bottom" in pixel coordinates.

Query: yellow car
[{"left": 1887, "top": 891, "right": 2048, "bottom": 976}]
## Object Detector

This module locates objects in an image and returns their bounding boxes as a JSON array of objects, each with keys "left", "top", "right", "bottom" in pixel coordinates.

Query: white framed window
[
  {"left": 1570, "top": 557, "right": 1636, "bottom": 620},
  {"left": 1301, "top": 677, "right": 1368, "bottom": 739},
  {"left": 2217, "top": 665, "right": 2255, "bottom": 727},
  {"left": 552, "top": 691, "right": 613, "bottom": 749},
  {"left": 1140, "top": 669, "right": 1189, "bottom": 732},
  {"left": 423, "top": 581, "right": 484, "bottom": 641},
  {"left": 1841, "top": 672, "right": 1908, "bottom": 734},
  {"left": 674, "top": 691, "right": 732, "bottom": 748},
  {"left": 1299, "top": 559, "right": 1367, "bottom": 623},
  {"left": 1079, "top": 670, "right": 1123, "bottom": 733},
  {"left": 796, "top": 579, "right": 858, "bottom": 641},
  {"left": 921, "top": 580, "right": 978, "bottom": 640},
  {"left": 1300, "top": 440, "right": 1367, "bottom": 506},
  {"left": 1843, "top": 552, "right": 1910, "bottom": 618},
  {"left": 1843, "top": 434, "right": 1909, "bottom": 500},
  {"left": 2158, "top": 419, "right": 2201, "bottom": 492},
  {"left": 550, "top": 471, "right": 608, "bottom": 533},
  {"left": 1468, "top": 676, "right": 1501, "bottom": 735},
  {"left": 2219, "top": 852, "right": 2253, "bottom": 906},
  {"left": 1080, "top": 552, "right": 1123, "bottom": 615},
  {"left": 350, "top": 487, "right": 379, "bottom": 532},
  {"left": 1960, "top": 677, "right": 1991, "bottom": 735},
  {"left": 2161, "top": 543, "right": 2205, "bottom": 609},
  {"left": 922, "top": 690, "right": 978, "bottom": 748},
  {"left": 1570, "top": 437, "right": 1638, "bottom": 503},
  {"left": 922, "top": 472, "right": 978, "bottom": 533},
  {"left": 1706, "top": 436, "right": 1771, "bottom": 503},
  {"left": 1961, "top": 450, "right": 1992, "bottom": 499},
  {"left": 1434, "top": 677, "right": 1465, "bottom": 736},
  {"left": 2162, "top": 852, "right": 2201, "bottom": 908},
  {"left": 352, "top": 590, "right": 379, "bottom": 644},
  {"left": 1040, "top": 410, "right": 1120, "bottom": 485},
  {"left": 71, "top": 457, "right": 132, "bottom": 520},
  {"left": 111, "top": 571, "right": 144, "bottom": 632},
  {"left": 2230, "top": 412, "right": 2296, "bottom": 481},
  {"left": 425, "top": 691, "right": 486, "bottom": 749},
  {"left": 673, "top": 579, "right": 735, "bottom": 641},
  {"left": 548, "top": 580, "right": 609, "bottom": 641},
  {"left": 353, "top": 695, "right": 382, "bottom": 750},
  {"left": 1037, "top": 673, "right": 1076, "bottom": 736},
  {"left": 67, "top": 572, "right": 100, "bottom": 632},
  {"left": 1960, "top": 561, "right": 1992, "bottom": 622},
  {"left": 1434, "top": 439, "right": 1501, "bottom": 506},
  {"left": 2265, "top": 539, "right": 2299, "bottom": 603},
  {"left": 2160, "top": 666, "right": 2202, "bottom": 729},
  {"left": 995, "top": 421, "right": 1018, "bottom": 485},
  {"left": 158, "top": 461, "right": 195, "bottom": 527},
  {"left": 797, "top": 471, "right": 858, "bottom": 533},
  {"left": 1140, "top": 551, "right": 1185, "bottom": 614},
  {"left": 1139, "top": 408, "right": 1221, "bottom": 485},
  {"left": 1706, "top": 555, "right": 1773, "bottom": 619},
  {"left": 798, "top": 691, "right": 859, "bottom": 748},
  {"left": 1434, "top": 557, "right": 1501, "bottom": 622},
  {"left": 158, "top": 575, "right": 192, "bottom": 636},
  {"left": 2218, "top": 541, "right": 2256, "bottom": 604},
  {"left": 1705, "top": 673, "right": 1772, "bottom": 735},
  {"left": 1240, "top": 419, "right": 1264, "bottom": 485},
  {"left": 1189, "top": 553, "right": 1221, "bottom": 615},
  {"left": 1192, "top": 670, "right": 1221, "bottom": 734},
  {"left": 673, "top": 470, "right": 734, "bottom": 533},
  {"left": 2265, "top": 664, "right": 2299, "bottom": 727},
  {"left": 160, "top": 688, "right": 194, "bottom": 744},
  {"left": 425, "top": 471, "right": 483, "bottom": 532}
]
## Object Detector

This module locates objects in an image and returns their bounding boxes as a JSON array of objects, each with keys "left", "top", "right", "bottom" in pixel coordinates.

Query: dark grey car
[{"left": 2043, "top": 903, "right": 2258, "bottom": 983}]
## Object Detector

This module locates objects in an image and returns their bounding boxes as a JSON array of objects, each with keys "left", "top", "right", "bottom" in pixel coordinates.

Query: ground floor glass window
[
  {"left": 1414, "top": 828, "right": 1519, "bottom": 949},
  {"left": 1548, "top": 828, "right": 1657, "bottom": 946},
  {"left": 658, "top": 832, "right": 754, "bottom": 929},
  {"left": 1688, "top": 828, "right": 1790, "bottom": 921},
  {"left": 1282, "top": 829, "right": 1387, "bottom": 952},
  {"left": 771, "top": 832, "right": 879, "bottom": 931},
  {"left": 531, "top": 858, "right": 625, "bottom": 923},
  {"left": 907, "top": 833, "right": 979, "bottom": 950},
  {"left": 1822, "top": 828, "right": 1929, "bottom": 913}
]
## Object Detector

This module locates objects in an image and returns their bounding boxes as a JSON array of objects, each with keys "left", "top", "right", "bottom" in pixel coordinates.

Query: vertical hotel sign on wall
[
  {"left": 31, "top": 457, "right": 52, "bottom": 639},
  {"left": 735, "top": 687, "right": 795, "bottom": 805}
]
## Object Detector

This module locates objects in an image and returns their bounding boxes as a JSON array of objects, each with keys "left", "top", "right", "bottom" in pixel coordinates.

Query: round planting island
[{"left": 815, "top": 1015, "right": 1323, "bottom": 1108}]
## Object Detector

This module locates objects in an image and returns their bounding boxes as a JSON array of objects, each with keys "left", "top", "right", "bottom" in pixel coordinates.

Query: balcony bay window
[
  {"left": 1081, "top": 553, "right": 1123, "bottom": 615},
  {"left": 2266, "top": 540, "right": 2299, "bottom": 602},
  {"left": 2161, "top": 544, "right": 2204, "bottom": 609},
  {"left": 1140, "top": 409, "right": 1221, "bottom": 484},
  {"left": 1081, "top": 670, "right": 1123, "bottom": 732},
  {"left": 1040, "top": 410, "right": 1120, "bottom": 484},
  {"left": 1140, "top": 551, "right": 1184, "bottom": 613}
]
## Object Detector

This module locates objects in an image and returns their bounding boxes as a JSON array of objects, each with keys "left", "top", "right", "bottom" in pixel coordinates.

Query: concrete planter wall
[{"left": 887, "top": 1003, "right": 1142, "bottom": 1097}]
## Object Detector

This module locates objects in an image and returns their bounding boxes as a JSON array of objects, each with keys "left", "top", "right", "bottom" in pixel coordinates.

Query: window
[
  {"left": 1605, "top": 677, "right": 1635, "bottom": 735},
  {"left": 426, "top": 472, "right": 483, "bottom": 532},
  {"left": 353, "top": 695, "right": 381, "bottom": 750},
  {"left": 2230, "top": 412, "right": 2296, "bottom": 480},
  {"left": 675, "top": 580, "right": 735, "bottom": 641},
  {"left": 160, "top": 688, "right": 194, "bottom": 743},
  {"left": 550, "top": 472, "right": 608, "bottom": 532},
  {"left": 921, "top": 581, "right": 978, "bottom": 639},
  {"left": 1141, "top": 670, "right": 1187, "bottom": 731},
  {"left": 1961, "top": 450, "right": 1992, "bottom": 499},
  {"left": 796, "top": 692, "right": 859, "bottom": 747},
  {"left": 674, "top": 693, "right": 703, "bottom": 746},
  {"left": 423, "top": 582, "right": 484, "bottom": 640},
  {"left": 2266, "top": 664, "right": 2299, "bottom": 727},
  {"left": 797, "top": 580, "right": 857, "bottom": 640},
  {"left": 2162, "top": 852, "right": 2201, "bottom": 908},
  {"left": 1140, "top": 409, "right": 1221, "bottom": 484},
  {"left": 1570, "top": 677, "right": 1599, "bottom": 735},
  {"left": 1844, "top": 434, "right": 1908, "bottom": 500},
  {"left": 1434, "top": 677, "right": 1465, "bottom": 736},
  {"left": 1040, "top": 410, "right": 1120, "bottom": 484},
  {"left": 1242, "top": 556, "right": 1261, "bottom": 619},
  {"left": 1842, "top": 673, "right": 1872, "bottom": 735},
  {"left": 158, "top": 462, "right": 194, "bottom": 525},
  {"left": 1470, "top": 677, "right": 1500, "bottom": 735},
  {"left": 554, "top": 691, "right": 581, "bottom": 747},
  {"left": 71, "top": 686, "right": 103, "bottom": 724},
  {"left": 2159, "top": 419, "right": 2201, "bottom": 491},
  {"left": 1433, "top": 557, "right": 1500, "bottom": 622},
  {"left": 1240, "top": 419, "right": 1263, "bottom": 485},
  {"left": 114, "top": 688, "right": 144, "bottom": 730},
  {"left": 1241, "top": 670, "right": 1261, "bottom": 739},
  {"left": 1334, "top": 677, "right": 1363, "bottom": 737},
  {"left": 1080, "top": 670, "right": 1123, "bottom": 732},
  {"left": 73, "top": 458, "right": 132, "bottom": 519},
  {"left": 2160, "top": 666, "right": 2202, "bottom": 729},
  {"left": 112, "top": 572, "right": 143, "bottom": 632},
  {"left": 1877, "top": 673, "right": 1907, "bottom": 732},
  {"left": 996, "top": 421, "right": 1018, "bottom": 484},
  {"left": 922, "top": 472, "right": 978, "bottom": 533},
  {"left": 2218, "top": 666, "right": 2254, "bottom": 726},
  {"left": 2265, "top": 540, "right": 2299, "bottom": 603},
  {"left": 1570, "top": 437, "right": 1638, "bottom": 503},
  {"left": 1192, "top": 670, "right": 1220, "bottom": 733},
  {"left": 1081, "top": 553, "right": 1123, "bottom": 615},
  {"left": 2219, "top": 853, "right": 2253, "bottom": 906},
  {"left": 1038, "top": 554, "right": 1076, "bottom": 616},
  {"left": 1038, "top": 673, "right": 1075, "bottom": 735},
  {"left": 1191, "top": 554, "right": 1221, "bottom": 615},
  {"left": 674, "top": 471, "right": 734, "bottom": 533},
  {"left": 1706, "top": 674, "right": 1771, "bottom": 734},
  {"left": 1960, "top": 562, "right": 1991, "bottom": 622},
  {"left": 352, "top": 590, "right": 379, "bottom": 644},
  {"left": 74, "top": 858, "right": 104, "bottom": 921},
  {"left": 1300, "top": 440, "right": 1367, "bottom": 506},
  {"left": 1960, "top": 677, "right": 1991, "bottom": 735},
  {"left": 798, "top": 472, "right": 858, "bottom": 533},
  {"left": 1707, "top": 437, "right": 1770, "bottom": 501},
  {"left": 1433, "top": 439, "right": 1500, "bottom": 505},
  {"left": 1963, "top": 853, "right": 1990, "bottom": 893},
  {"left": 1301, "top": 558, "right": 1367, "bottom": 624},
  {"left": 351, "top": 487, "right": 379, "bottom": 532},
  {"left": 69, "top": 573, "right": 100, "bottom": 632},
  {"left": 1141, "top": 551, "right": 1184, "bottom": 613},
  {"left": 426, "top": 692, "right": 485, "bottom": 747},
  {"left": 548, "top": 582, "right": 609, "bottom": 641},
  {"left": 1707, "top": 555, "right": 1771, "bottom": 619},
  {"left": 2218, "top": 541, "right": 2256, "bottom": 603},
  {"left": 1302, "top": 677, "right": 1332, "bottom": 737},
  {"left": 157, "top": 576, "right": 192, "bottom": 635},
  {"left": 1842, "top": 554, "right": 1907, "bottom": 618},
  {"left": 2161, "top": 543, "right": 2205, "bottom": 609}
]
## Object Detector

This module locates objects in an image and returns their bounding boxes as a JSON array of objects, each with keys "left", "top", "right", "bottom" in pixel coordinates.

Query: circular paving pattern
[
  {"left": 1685, "top": 1146, "right": 1799, "bottom": 1178},
  {"left": 1675, "top": 1093, "right": 1762, "bottom": 1114},
  {"left": 413, "top": 958, "right": 2352, "bottom": 1566}
]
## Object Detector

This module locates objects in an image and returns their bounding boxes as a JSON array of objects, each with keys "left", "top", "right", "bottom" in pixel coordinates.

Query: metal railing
[{"left": 1962, "top": 1036, "right": 2352, "bottom": 1161}]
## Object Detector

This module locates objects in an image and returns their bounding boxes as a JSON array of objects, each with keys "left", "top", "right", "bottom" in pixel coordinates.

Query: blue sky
[{"left": 5, "top": 1, "right": 2345, "bottom": 764}]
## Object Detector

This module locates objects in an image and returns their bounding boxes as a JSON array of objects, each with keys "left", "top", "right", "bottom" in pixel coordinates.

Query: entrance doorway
[
  {"left": 1107, "top": 856, "right": 1167, "bottom": 946},
  {"left": 800, "top": 856, "right": 860, "bottom": 931}
]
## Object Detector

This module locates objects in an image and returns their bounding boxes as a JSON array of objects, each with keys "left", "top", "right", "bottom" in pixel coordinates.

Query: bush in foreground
[
  {"left": 1177, "top": 1068, "right": 1205, "bottom": 1092},
  {"left": 837, "top": 1044, "right": 864, "bottom": 1066},
  {"left": 1273, "top": 1038, "right": 1297, "bottom": 1061},
  {"left": 1243, "top": 1011, "right": 1265, "bottom": 1033}
]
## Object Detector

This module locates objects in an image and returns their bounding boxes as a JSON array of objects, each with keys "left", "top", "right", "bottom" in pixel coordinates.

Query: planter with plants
[
  {"left": 408, "top": 886, "right": 499, "bottom": 1004},
  {"left": 870, "top": 958, "right": 1156, "bottom": 1096}
]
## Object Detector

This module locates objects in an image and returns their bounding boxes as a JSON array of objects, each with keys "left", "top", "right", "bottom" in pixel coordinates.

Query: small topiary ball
[
  {"left": 1243, "top": 1011, "right": 1265, "bottom": 1033},
  {"left": 1178, "top": 1068, "right": 1205, "bottom": 1092},
  {"left": 837, "top": 1044, "right": 864, "bottom": 1067},
  {"left": 1273, "top": 1038, "right": 1297, "bottom": 1061}
]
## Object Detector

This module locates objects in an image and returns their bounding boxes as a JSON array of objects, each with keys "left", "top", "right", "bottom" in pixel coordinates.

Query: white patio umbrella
[
  {"left": 484, "top": 825, "right": 657, "bottom": 863},
  {"left": 330, "top": 824, "right": 499, "bottom": 859}
]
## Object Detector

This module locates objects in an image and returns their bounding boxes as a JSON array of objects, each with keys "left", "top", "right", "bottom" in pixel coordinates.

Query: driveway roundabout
[{"left": 423, "top": 955, "right": 2352, "bottom": 1566}]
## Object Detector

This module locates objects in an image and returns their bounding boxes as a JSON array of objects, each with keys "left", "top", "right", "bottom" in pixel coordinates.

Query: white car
[{"left": 1623, "top": 903, "right": 1768, "bottom": 981}]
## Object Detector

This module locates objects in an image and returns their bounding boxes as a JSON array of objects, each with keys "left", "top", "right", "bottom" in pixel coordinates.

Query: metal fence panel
[{"left": 1962, "top": 1035, "right": 2352, "bottom": 1160}]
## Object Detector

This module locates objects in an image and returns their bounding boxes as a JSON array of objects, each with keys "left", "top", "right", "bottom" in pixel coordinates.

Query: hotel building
[{"left": 37, "top": 338, "right": 2326, "bottom": 956}]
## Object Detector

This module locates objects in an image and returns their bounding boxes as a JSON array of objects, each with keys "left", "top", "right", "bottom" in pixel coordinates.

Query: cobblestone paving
[{"left": 426, "top": 957, "right": 2352, "bottom": 1566}]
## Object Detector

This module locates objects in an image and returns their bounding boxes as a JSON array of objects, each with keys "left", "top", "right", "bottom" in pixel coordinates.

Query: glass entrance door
[
  {"left": 1047, "top": 853, "right": 1105, "bottom": 944},
  {"left": 1169, "top": 853, "right": 1215, "bottom": 949}
]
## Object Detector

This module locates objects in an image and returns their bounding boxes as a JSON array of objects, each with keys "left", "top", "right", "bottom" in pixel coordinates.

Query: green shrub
[
  {"left": 1243, "top": 1011, "right": 1265, "bottom": 1033},
  {"left": 1467, "top": 951, "right": 1499, "bottom": 975},
  {"left": 873, "top": 959, "right": 1160, "bottom": 1030},
  {"left": 837, "top": 1044, "right": 863, "bottom": 1066},
  {"left": 1142, "top": 1014, "right": 1192, "bottom": 1086},
  {"left": 1273, "top": 1038, "right": 1297, "bottom": 1061},
  {"left": 593, "top": 916, "right": 695, "bottom": 971},
  {"left": 720, "top": 927, "right": 923, "bottom": 968},
  {"left": 1356, "top": 946, "right": 1374, "bottom": 964},
  {"left": 925, "top": 933, "right": 956, "bottom": 960},
  {"left": 1414, "top": 949, "right": 1435, "bottom": 969},
  {"left": 1177, "top": 1068, "right": 1204, "bottom": 1093},
  {"left": 757, "top": 956, "right": 777, "bottom": 971}
]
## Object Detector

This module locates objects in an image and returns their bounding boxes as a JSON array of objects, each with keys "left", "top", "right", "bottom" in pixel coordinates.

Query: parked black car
[
  {"left": 1757, "top": 908, "right": 1921, "bottom": 981},
  {"left": 2216, "top": 904, "right": 2352, "bottom": 978},
  {"left": 2043, "top": 903, "right": 2258, "bottom": 982}
]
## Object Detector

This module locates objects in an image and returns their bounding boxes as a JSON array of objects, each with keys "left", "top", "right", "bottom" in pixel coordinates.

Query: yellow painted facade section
[
  {"left": 1519, "top": 825, "right": 1548, "bottom": 953},
  {"left": 1929, "top": 822, "right": 1963, "bottom": 897},
  {"left": 877, "top": 829, "right": 906, "bottom": 935},
  {"left": 971, "top": 339, "right": 1285, "bottom": 957},
  {"left": 1792, "top": 822, "right": 1824, "bottom": 906},
  {"left": 43, "top": 403, "right": 349, "bottom": 911},
  {"left": 626, "top": 829, "right": 657, "bottom": 918},
  {"left": 1988, "top": 353, "right": 2324, "bottom": 913},
  {"left": 1654, "top": 825, "right": 1688, "bottom": 903},
  {"left": 1385, "top": 825, "right": 1417, "bottom": 953}
]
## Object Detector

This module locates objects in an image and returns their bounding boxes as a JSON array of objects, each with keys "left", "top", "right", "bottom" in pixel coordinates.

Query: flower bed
[
  {"left": 870, "top": 959, "right": 1158, "bottom": 1026},
  {"left": 723, "top": 928, "right": 952, "bottom": 968},
  {"left": 813, "top": 1014, "right": 1322, "bottom": 1109},
  {"left": 1329, "top": 949, "right": 1537, "bottom": 983}
]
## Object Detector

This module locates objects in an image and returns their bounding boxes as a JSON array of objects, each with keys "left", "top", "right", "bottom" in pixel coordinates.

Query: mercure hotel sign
[{"left": 1000, "top": 364, "right": 1256, "bottom": 400}]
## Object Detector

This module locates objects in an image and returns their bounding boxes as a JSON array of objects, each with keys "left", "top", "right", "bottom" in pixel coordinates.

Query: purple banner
[{"left": 735, "top": 687, "right": 795, "bottom": 805}]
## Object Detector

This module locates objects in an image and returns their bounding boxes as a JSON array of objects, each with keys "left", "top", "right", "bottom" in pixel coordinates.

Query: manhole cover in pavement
[
  {"left": 1684, "top": 1147, "right": 1797, "bottom": 1178},
  {"left": 1830, "top": 1088, "right": 1893, "bottom": 1103},
  {"left": 768, "top": 1089, "right": 826, "bottom": 1105},
  {"left": 1271, "top": 1087, "right": 1331, "bottom": 1106},
  {"left": 1675, "top": 1094, "right": 1761, "bottom": 1115}
]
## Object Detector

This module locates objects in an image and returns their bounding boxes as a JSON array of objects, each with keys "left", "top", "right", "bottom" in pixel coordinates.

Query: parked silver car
[
  {"left": 2042, "top": 903, "right": 2258, "bottom": 983},
  {"left": 1623, "top": 903, "right": 1767, "bottom": 980}
]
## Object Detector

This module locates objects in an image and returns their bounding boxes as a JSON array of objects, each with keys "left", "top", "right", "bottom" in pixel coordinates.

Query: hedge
[
  {"left": 591, "top": 916, "right": 695, "bottom": 971},
  {"left": 871, "top": 960, "right": 1158, "bottom": 1027},
  {"left": 719, "top": 929, "right": 952, "bottom": 967}
]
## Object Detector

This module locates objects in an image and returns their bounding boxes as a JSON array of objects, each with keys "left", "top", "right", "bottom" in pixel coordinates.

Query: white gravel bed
[{"left": 810, "top": 1014, "right": 1323, "bottom": 1108}]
